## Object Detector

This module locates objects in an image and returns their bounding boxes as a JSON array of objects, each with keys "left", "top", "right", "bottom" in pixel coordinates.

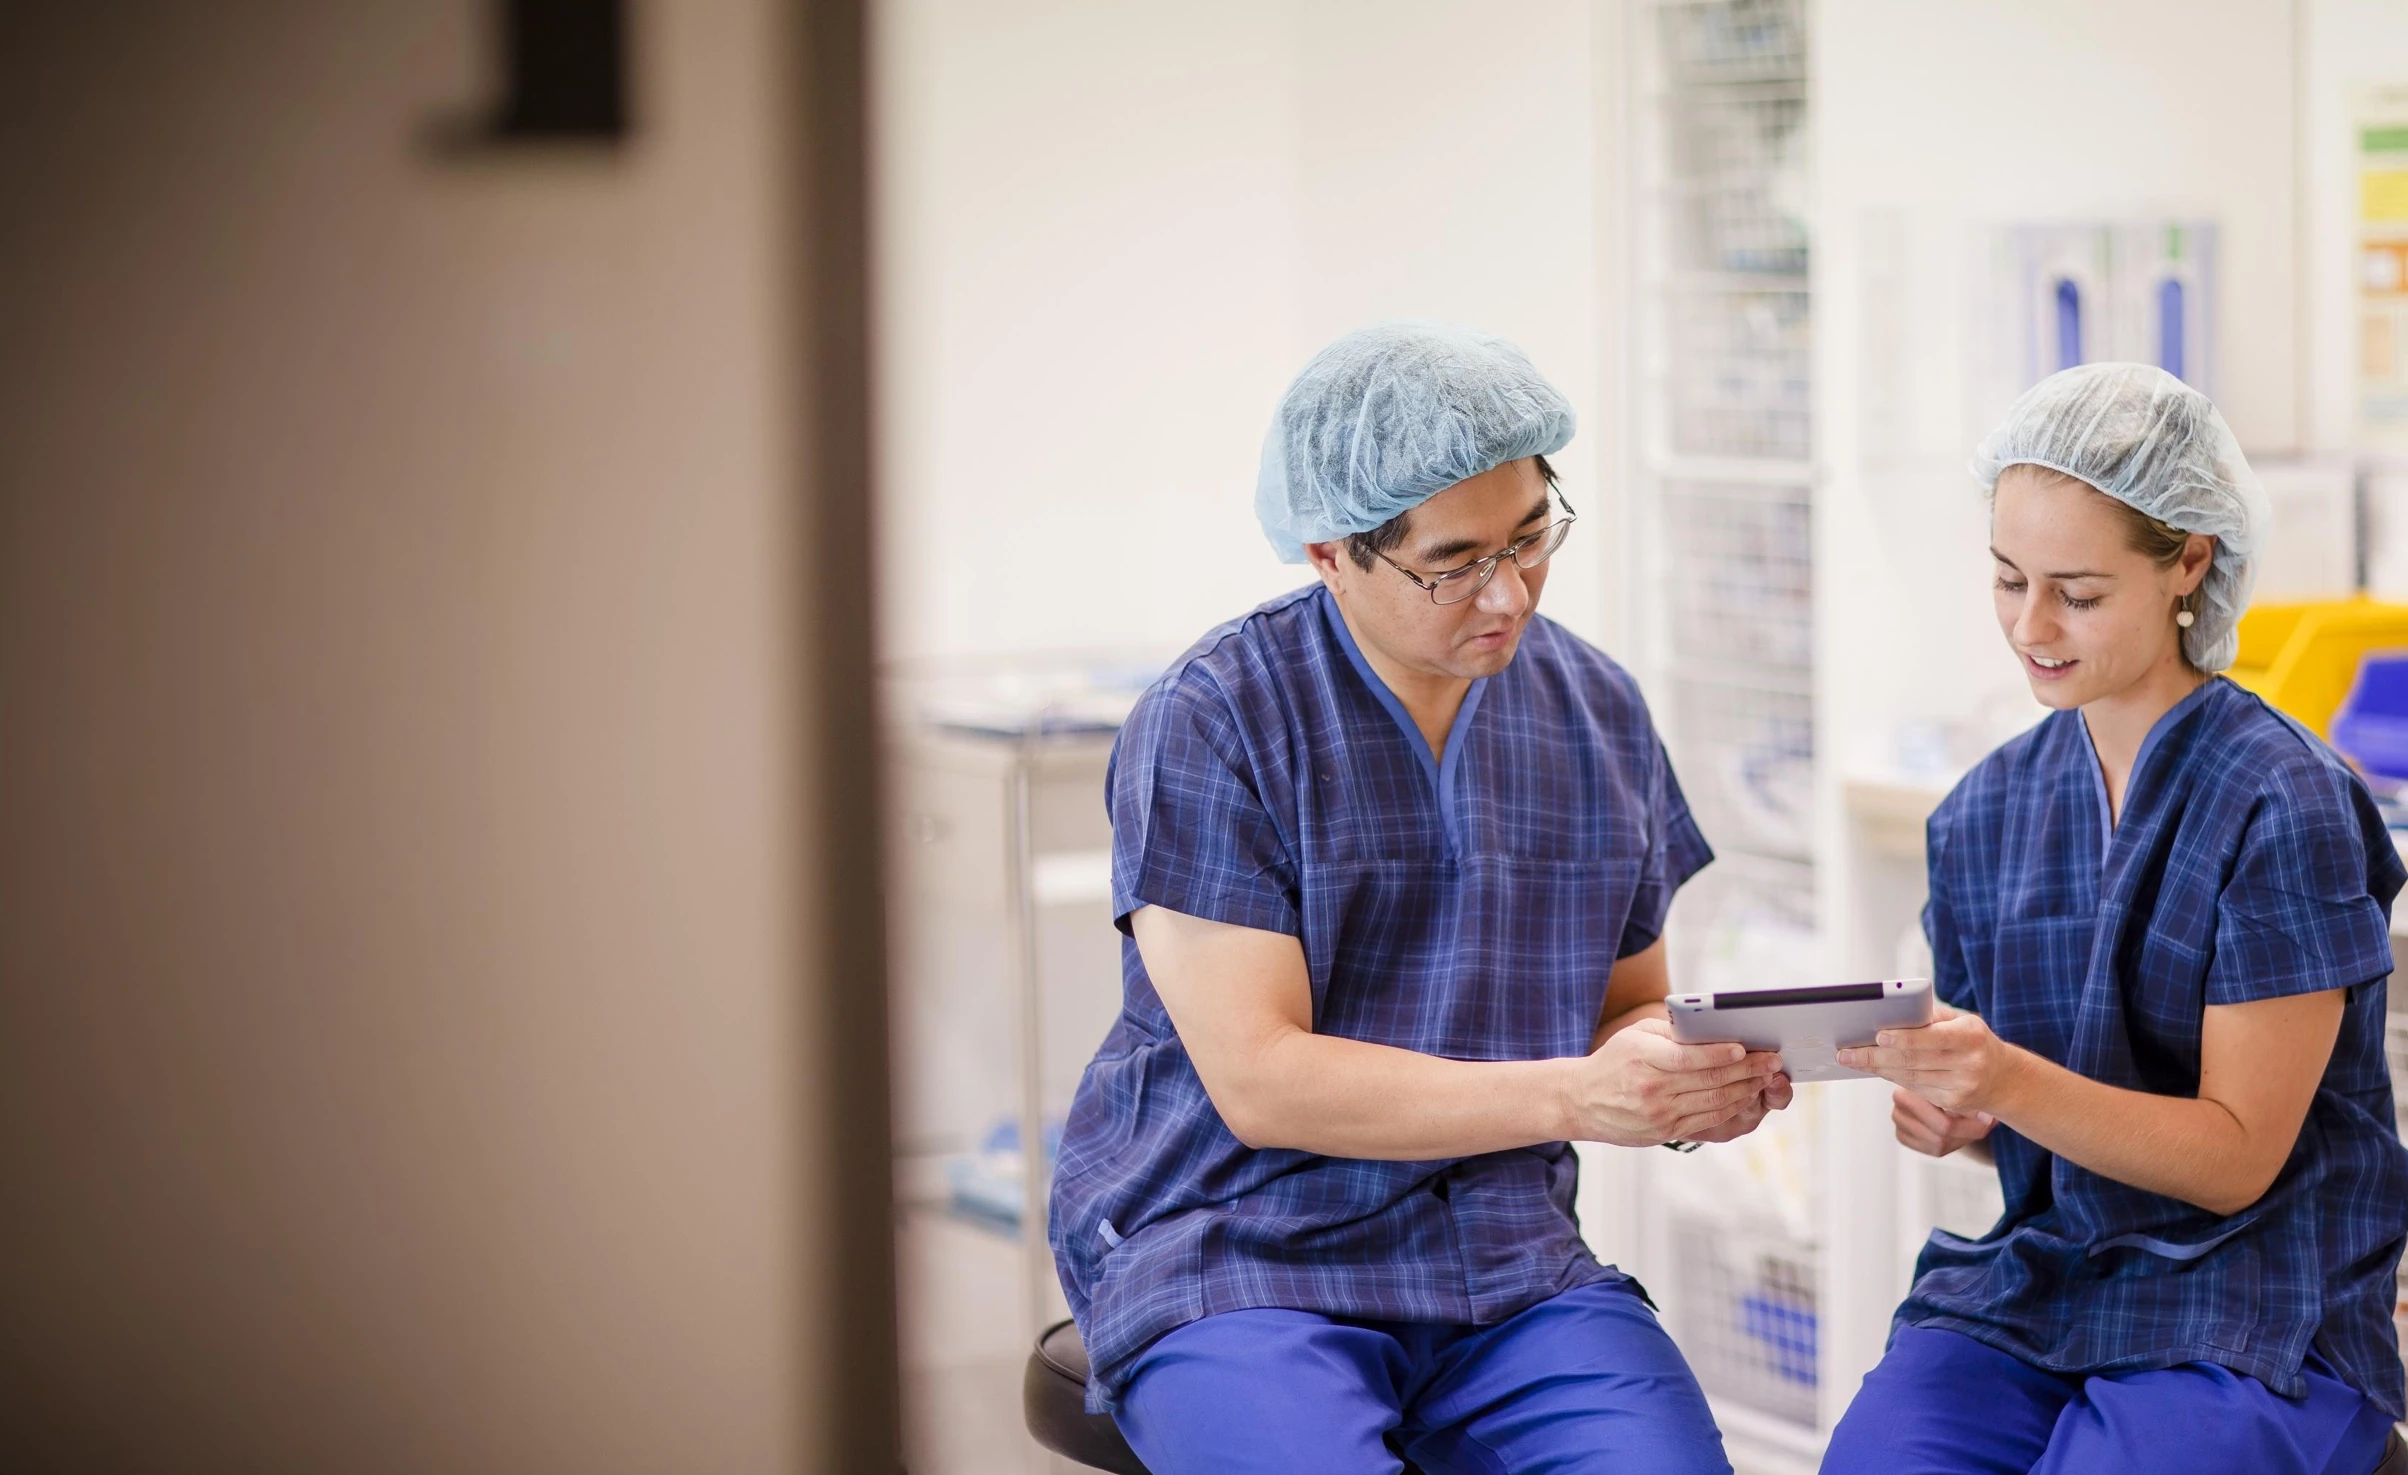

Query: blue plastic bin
[{"left": 2328, "top": 653, "right": 2408, "bottom": 781}]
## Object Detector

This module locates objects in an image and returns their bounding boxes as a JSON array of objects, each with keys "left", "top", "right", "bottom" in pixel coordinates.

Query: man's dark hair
[{"left": 1341, "top": 453, "right": 1560, "bottom": 571}]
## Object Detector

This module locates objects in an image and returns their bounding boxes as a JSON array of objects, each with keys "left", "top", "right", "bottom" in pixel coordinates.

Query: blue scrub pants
[
  {"left": 1822, "top": 1325, "right": 2394, "bottom": 1475},
  {"left": 1112, "top": 1279, "right": 1731, "bottom": 1475}
]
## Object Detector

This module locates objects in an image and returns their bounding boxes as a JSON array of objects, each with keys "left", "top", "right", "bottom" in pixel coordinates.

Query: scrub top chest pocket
[{"left": 1978, "top": 917, "right": 2093, "bottom": 1066}]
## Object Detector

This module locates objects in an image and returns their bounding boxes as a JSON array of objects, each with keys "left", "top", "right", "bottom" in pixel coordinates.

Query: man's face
[{"left": 1304, "top": 457, "right": 1556, "bottom": 684}]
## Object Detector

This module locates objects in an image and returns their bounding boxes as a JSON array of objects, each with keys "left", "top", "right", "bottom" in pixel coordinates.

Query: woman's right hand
[{"left": 1893, "top": 1086, "right": 1993, "bottom": 1158}]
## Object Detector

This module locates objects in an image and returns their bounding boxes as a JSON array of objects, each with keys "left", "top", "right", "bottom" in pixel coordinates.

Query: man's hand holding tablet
[{"left": 1565, "top": 1017, "right": 1790, "bottom": 1148}]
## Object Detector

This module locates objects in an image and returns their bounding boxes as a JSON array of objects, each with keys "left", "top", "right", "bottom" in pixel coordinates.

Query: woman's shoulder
[
  {"left": 2170, "top": 684, "right": 2399, "bottom": 894},
  {"left": 2189, "top": 680, "right": 2371, "bottom": 811}
]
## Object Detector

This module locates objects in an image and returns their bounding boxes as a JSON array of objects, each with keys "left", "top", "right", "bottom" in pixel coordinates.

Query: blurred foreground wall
[{"left": 0, "top": 4, "right": 889, "bottom": 1471}]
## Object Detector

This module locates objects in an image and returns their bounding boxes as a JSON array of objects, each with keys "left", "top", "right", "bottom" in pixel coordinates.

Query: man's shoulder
[
  {"left": 1160, "top": 584, "right": 1326, "bottom": 683},
  {"left": 1119, "top": 586, "right": 1329, "bottom": 751}
]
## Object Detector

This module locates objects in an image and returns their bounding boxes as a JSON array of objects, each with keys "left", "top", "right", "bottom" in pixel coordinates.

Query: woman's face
[{"left": 1989, "top": 465, "right": 2213, "bottom": 712}]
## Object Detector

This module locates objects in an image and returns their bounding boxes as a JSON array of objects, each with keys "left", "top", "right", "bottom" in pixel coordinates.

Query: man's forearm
[{"left": 1211, "top": 1026, "right": 1574, "bottom": 1160}]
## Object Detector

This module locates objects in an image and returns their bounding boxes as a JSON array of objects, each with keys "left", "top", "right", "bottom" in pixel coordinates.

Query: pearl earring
[{"left": 2175, "top": 598, "right": 2196, "bottom": 629}]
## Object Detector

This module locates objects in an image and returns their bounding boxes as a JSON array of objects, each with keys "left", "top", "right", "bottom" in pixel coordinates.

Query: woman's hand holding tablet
[
  {"left": 1838, "top": 1002, "right": 2007, "bottom": 1163},
  {"left": 1835, "top": 1001, "right": 2006, "bottom": 1112}
]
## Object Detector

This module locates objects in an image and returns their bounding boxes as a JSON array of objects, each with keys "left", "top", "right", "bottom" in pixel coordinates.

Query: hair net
[
  {"left": 1256, "top": 322, "right": 1575, "bottom": 563},
  {"left": 1969, "top": 362, "right": 2268, "bottom": 672}
]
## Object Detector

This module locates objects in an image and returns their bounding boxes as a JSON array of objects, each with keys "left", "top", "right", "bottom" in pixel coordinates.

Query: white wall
[
  {"left": 1813, "top": 0, "right": 2303, "bottom": 790},
  {"left": 874, "top": 0, "right": 1607, "bottom": 664}
]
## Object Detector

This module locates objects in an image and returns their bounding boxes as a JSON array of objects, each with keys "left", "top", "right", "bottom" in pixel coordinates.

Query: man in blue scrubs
[{"left": 1048, "top": 323, "right": 1792, "bottom": 1474}]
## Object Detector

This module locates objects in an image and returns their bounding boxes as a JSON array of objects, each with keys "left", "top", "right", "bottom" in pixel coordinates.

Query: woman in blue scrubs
[{"left": 1823, "top": 363, "right": 2408, "bottom": 1475}]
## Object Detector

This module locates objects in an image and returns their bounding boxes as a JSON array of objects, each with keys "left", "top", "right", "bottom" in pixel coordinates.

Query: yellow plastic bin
[{"left": 2228, "top": 598, "right": 2408, "bottom": 739}]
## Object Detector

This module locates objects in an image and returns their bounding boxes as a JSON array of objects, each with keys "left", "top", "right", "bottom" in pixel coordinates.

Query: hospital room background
[
  {"left": 9, "top": 2, "right": 2408, "bottom": 1472},
  {"left": 878, "top": 3, "right": 2408, "bottom": 1472}
]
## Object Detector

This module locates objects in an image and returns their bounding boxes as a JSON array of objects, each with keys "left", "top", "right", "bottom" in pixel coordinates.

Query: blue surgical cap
[{"left": 1255, "top": 322, "right": 1575, "bottom": 563}]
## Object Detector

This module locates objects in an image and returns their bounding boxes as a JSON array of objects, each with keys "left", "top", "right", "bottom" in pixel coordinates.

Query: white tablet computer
[{"left": 1665, "top": 979, "right": 1933, "bottom": 1083}]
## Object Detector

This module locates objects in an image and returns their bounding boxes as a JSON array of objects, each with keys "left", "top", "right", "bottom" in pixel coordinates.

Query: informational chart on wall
[
  {"left": 1969, "top": 220, "right": 2218, "bottom": 441},
  {"left": 2358, "top": 87, "right": 2408, "bottom": 451}
]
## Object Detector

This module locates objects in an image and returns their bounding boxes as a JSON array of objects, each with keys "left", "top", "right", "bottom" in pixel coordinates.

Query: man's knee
[
  {"left": 1114, "top": 1310, "right": 1407, "bottom": 1475},
  {"left": 1407, "top": 1283, "right": 1732, "bottom": 1475}
]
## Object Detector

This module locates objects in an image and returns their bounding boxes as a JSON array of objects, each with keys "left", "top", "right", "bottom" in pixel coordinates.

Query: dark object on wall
[
  {"left": 493, "top": 0, "right": 627, "bottom": 138},
  {"left": 432, "top": 0, "right": 630, "bottom": 149}
]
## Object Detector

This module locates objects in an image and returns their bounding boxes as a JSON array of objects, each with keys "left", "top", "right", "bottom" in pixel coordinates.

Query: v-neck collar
[
  {"left": 2079, "top": 677, "right": 2222, "bottom": 851},
  {"left": 1318, "top": 587, "right": 1491, "bottom": 857}
]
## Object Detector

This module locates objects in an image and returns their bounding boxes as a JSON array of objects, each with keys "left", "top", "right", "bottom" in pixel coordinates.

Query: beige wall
[{"left": 0, "top": 4, "right": 862, "bottom": 1470}]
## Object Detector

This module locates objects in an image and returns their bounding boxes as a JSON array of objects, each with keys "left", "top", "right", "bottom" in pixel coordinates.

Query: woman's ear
[{"left": 2176, "top": 532, "right": 2216, "bottom": 596}]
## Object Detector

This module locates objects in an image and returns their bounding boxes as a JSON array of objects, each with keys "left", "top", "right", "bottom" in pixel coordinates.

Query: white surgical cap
[
  {"left": 1256, "top": 322, "right": 1575, "bottom": 563},
  {"left": 1969, "top": 362, "right": 2267, "bottom": 672}
]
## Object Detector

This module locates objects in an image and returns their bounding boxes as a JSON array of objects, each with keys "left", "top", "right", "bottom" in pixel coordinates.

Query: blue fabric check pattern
[
  {"left": 1904, "top": 677, "right": 2408, "bottom": 1419},
  {"left": 1049, "top": 584, "right": 1712, "bottom": 1411}
]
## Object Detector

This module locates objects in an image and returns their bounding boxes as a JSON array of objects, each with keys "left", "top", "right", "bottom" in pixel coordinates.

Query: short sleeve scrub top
[{"left": 1906, "top": 677, "right": 2408, "bottom": 1422}]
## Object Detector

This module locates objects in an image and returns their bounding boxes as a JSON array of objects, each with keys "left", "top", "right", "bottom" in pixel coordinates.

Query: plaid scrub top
[
  {"left": 1049, "top": 584, "right": 1711, "bottom": 1410},
  {"left": 1902, "top": 677, "right": 2408, "bottom": 1418}
]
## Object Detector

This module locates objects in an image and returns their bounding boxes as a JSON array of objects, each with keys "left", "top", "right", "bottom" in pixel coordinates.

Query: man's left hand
[{"left": 1678, "top": 1073, "right": 1795, "bottom": 1144}]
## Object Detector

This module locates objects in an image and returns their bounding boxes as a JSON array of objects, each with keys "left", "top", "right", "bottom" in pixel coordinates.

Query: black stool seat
[
  {"left": 1022, "top": 1317, "right": 1428, "bottom": 1473},
  {"left": 2376, "top": 1428, "right": 2408, "bottom": 1475},
  {"left": 1024, "top": 1319, "right": 1150, "bottom": 1474}
]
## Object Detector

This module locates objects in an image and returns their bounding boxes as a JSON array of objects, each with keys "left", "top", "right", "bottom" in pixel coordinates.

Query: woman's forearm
[
  {"left": 1988, "top": 1046, "right": 2272, "bottom": 1215},
  {"left": 1218, "top": 1027, "right": 1575, "bottom": 1159}
]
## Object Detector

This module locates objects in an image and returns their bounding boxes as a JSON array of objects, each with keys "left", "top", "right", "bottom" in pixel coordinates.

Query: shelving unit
[
  {"left": 883, "top": 661, "right": 1149, "bottom": 1475},
  {"left": 1613, "top": 5, "right": 1874, "bottom": 1469},
  {"left": 887, "top": 722, "right": 1122, "bottom": 1338},
  {"left": 1624, "top": 0, "right": 1818, "bottom": 972}
]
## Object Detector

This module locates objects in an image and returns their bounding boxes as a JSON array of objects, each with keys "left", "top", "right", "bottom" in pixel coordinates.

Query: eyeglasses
[{"left": 1371, "top": 493, "right": 1578, "bottom": 606}]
